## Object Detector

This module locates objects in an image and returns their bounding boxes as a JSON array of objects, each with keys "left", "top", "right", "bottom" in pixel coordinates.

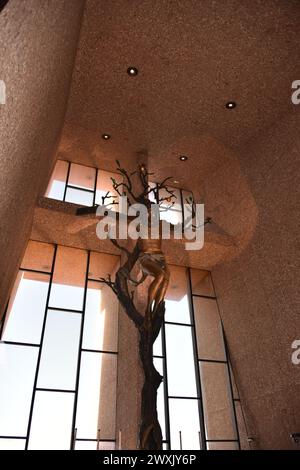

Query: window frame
[
  {"left": 149, "top": 182, "right": 195, "bottom": 227},
  {"left": 153, "top": 266, "right": 241, "bottom": 450},
  {"left": 46, "top": 160, "right": 122, "bottom": 209},
  {"left": 0, "top": 241, "right": 119, "bottom": 450}
]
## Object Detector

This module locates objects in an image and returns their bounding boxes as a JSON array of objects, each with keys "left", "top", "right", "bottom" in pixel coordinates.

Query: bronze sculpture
[
  {"left": 76, "top": 161, "right": 211, "bottom": 448},
  {"left": 76, "top": 161, "right": 176, "bottom": 449}
]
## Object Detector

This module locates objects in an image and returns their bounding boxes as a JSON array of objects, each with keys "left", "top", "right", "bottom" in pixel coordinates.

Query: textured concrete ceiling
[{"left": 57, "top": 0, "right": 300, "bottom": 191}]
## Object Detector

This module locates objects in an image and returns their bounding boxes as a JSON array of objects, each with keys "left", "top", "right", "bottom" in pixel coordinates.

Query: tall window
[
  {"left": 46, "top": 162, "right": 195, "bottom": 229},
  {"left": 154, "top": 265, "right": 240, "bottom": 450},
  {"left": 45, "top": 160, "right": 122, "bottom": 208},
  {"left": 0, "top": 241, "right": 119, "bottom": 450}
]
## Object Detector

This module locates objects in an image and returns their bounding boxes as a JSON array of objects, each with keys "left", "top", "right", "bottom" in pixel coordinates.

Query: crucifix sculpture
[{"left": 76, "top": 160, "right": 208, "bottom": 450}]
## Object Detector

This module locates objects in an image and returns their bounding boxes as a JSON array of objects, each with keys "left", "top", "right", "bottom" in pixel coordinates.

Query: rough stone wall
[
  {"left": 0, "top": 0, "right": 85, "bottom": 318},
  {"left": 212, "top": 108, "right": 300, "bottom": 449}
]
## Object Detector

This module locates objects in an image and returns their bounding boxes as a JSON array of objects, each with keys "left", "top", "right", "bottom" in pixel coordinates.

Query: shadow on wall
[{"left": 0, "top": 1, "right": 9, "bottom": 13}]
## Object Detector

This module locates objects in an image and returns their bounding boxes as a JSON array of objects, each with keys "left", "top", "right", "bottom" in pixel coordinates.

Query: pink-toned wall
[
  {"left": 0, "top": 0, "right": 85, "bottom": 319},
  {"left": 212, "top": 108, "right": 300, "bottom": 449}
]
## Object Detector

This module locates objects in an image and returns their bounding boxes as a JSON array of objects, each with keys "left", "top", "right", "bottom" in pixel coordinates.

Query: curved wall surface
[{"left": 0, "top": 0, "right": 85, "bottom": 318}]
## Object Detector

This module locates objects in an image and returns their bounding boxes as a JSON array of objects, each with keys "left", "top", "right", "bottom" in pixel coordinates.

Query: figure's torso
[{"left": 138, "top": 237, "right": 162, "bottom": 254}]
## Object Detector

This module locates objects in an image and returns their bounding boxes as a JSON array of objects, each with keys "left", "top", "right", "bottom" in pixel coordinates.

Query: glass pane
[
  {"left": 28, "top": 391, "right": 74, "bottom": 450},
  {"left": 83, "top": 281, "right": 118, "bottom": 352},
  {"left": 199, "top": 362, "right": 237, "bottom": 440},
  {"left": 160, "top": 209, "right": 182, "bottom": 225},
  {"left": 88, "top": 252, "right": 119, "bottom": 281},
  {"left": 153, "top": 329, "right": 163, "bottom": 357},
  {"left": 0, "top": 344, "right": 38, "bottom": 435},
  {"left": 207, "top": 441, "right": 239, "bottom": 450},
  {"left": 148, "top": 182, "right": 157, "bottom": 203},
  {"left": 75, "top": 440, "right": 115, "bottom": 450},
  {"left": 2, "top": 271, "right": 50, "bottom": 344},
  {"left": 165, "top": 324, "right": 197, "bottom": 397},
  {"left": 169, "top": 399, "right": 200, "bottom": 450},
  {"left": 37, "top": 310, "right": 81, "bottom": 390},
  {"left": 49, "top": 246, "right": 87, "bottom": 311},
  {"left": 45, "top": 160, "right": 68, "bottom": 200},
  {"left": 68, "top": 163, "right": 96, "bottom": 190},
  {"left": 153, "top": 357, "right": 166, "bottom": 440},
  {"left": 95, "top": 170, "right": 122, "bottom": 210},
  {"left": 76, "top": 352, "right": 117, "bottom": 440},
  {"left": 165, "top": 265, "right": 190, "bottom": 324},
  {"left": 75, "top": 440, "right": 97, "bottom": 450},
  {"left": 190, "top": 269, "right": 214, "bottom": 297},
  {"left": 0, "top": 439, "right": 26, "bottom": 450},
  {"left": 65, "top": 187, "right": 94, "bottom": 206},
  {"left": 20, "top": 240, "right": 55, "bottom": 273},
  {"left": 193, "top": 297, "right": 226, "bottom": 361}
]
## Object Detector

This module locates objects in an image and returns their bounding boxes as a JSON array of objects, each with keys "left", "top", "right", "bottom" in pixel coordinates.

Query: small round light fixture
[
  {"left": 127, "top": 66, "right": 138, "bottom": 76},
  {"left": 173, "top": 180, "right": 179, "bottom": 184},
  {"left": 225, "top": 101, "right": 236, "bottom": 109},
  {"left": 179, "top": 155, "right": 188, "bottom": 161},
  {"left": 102, "top": 133, "right": 111, "bottom": 140}
]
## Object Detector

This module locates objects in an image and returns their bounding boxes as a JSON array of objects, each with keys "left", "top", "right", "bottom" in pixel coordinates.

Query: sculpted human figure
[
  {"left": 129, "top": 229, "right": 170, "bottom": 328},
  {"left": 75, "top": 161, "right": 177, "bottom": 450}
]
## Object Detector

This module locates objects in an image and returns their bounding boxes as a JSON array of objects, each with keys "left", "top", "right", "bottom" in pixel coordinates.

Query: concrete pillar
[{"left": 0, "top": 0, "right": 85, "bottom": 318}]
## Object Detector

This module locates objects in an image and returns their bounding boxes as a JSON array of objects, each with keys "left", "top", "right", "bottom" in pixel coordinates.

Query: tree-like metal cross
[{"left": 76, "top": 161, "right": 177, "bottom": 450}]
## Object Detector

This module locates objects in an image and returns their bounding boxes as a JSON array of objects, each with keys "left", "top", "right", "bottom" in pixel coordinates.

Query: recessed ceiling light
[
  {"left": 179, "top": 155, "right": 188, "bottom": 161},
  {"left": 225, "top": 101, "right": 236, "bottom": 109},
  {"left": 127, "top": 66, "right": 138, "bottom": 76},
  {"left": 102, "top": 133, "right": 111, "bottom": 140}
]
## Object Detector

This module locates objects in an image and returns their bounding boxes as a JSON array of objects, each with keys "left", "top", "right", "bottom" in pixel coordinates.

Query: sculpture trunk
[
  {"left": 139, "top": 326, "right": 163, "bottom": 450},
  {"left": 76, "top": 163, "right": 174, "bottom": 451}
]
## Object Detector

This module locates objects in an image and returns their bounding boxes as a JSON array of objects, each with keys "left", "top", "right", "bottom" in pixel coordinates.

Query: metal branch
[
  {"left": 99, "top": 275, "right": 117, "bottom": 295},
  {"left": 115, "top": 160, "right": 141, "bottom": 203},
  {"left": 114, "top": 243, "right": 144, "bottom": 328},
  {"left": 101, "top": 191, "right": 118, "bottom": 207},
  {"left": 158, "top": 189, "right": 176, "bottom": 201},
  {"left": 184, "top": 216, "right": 212, "bottom": 230},
  {"left": 158, "top": 201, "right": 175, "bottom": 212},
  {"left": 156, "top": 176, "right": 174, "bottom": 190},
  {"left": 108, "top": 237, "right": 131, "bottom": 257}
]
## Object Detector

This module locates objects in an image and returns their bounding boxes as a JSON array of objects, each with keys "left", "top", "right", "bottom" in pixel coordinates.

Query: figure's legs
[{"left": 139, "top": 257, "right": 170, "bottom": 322}]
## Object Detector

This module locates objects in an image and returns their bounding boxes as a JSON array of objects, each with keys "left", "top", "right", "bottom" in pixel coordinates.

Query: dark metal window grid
[
  {"left": 151, "top": 182, "right": 195, "bottom": 230},
  {"left": 0, "top": 241, "right": 118, "bottom": 450},
  {"left": 0, "top": 237, "right": 241, "bottom": 450},
  {"left": 60, "top": 161, "right": 104, "bottom": 206},
  {"left": 154, "top": 267, "right": 241, "bottom": 450},
  {"left": 48, "top": 161, "right": 194, "bottom": 226}
]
